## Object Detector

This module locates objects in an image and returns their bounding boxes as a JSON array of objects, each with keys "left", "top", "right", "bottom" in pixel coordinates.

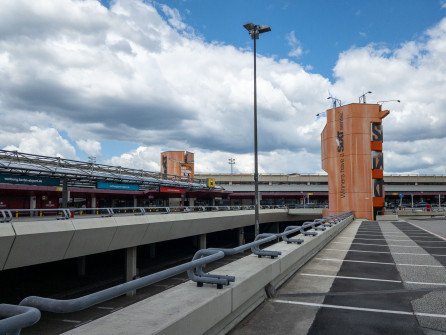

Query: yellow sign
[{"left": 207, "top": 178, "right": 216, "bottom": 188}]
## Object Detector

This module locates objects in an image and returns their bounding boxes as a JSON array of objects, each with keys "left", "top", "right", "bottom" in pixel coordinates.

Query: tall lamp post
[
  {"left": 243, "top": 22, "right": 271, "bottom": 236},
  {"left": 228, "top": 158, "right": 236, "bottom": 175}
]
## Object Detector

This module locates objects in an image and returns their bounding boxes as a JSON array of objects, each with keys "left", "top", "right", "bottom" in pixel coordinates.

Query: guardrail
[
  {"left": 0, "top": 210, "right": 353, "bottom": 334},
  {"left": 397, "top": 207, "right": 445, "bottom": 213},
  {"left": 0, "top": 204, "right": 321, "bottom": 223}
]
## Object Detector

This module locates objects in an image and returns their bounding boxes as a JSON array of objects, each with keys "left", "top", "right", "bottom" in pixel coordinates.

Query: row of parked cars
[{"left": 387, "top": 202, "right": 446, "bottom": 209}]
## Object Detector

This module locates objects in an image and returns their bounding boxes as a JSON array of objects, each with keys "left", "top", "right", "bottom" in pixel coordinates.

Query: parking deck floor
[{"left": 230, "top": 219, "right": 446, "bottom": 335}]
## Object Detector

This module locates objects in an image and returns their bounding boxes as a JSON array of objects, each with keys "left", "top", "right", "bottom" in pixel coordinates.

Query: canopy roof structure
[{"left": 0, "top": 150, "right": 219, "bottom": 191}]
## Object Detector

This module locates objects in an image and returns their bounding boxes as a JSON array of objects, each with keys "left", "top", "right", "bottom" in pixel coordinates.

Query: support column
[
  {"left": 149, "top": 243, "right": 156, "bottom": 259},
  {"left": 126, "top": 247, "right": 137, "bottom": 297},
  {"left": 77, "top": 256, "right": 86, "bottom": 277},
  {"left": 133, "top": 196, "right": 137, "bottom": 208},
  {"left": 30, "top": 196, "right": 37, "bottom": 216},
  {"left": 238, "top": 227, "right": 245, "bottom": 248},
  {"left": 91, "top": 195, "right": 97, "bottom": 214},
  {"left": 199, "top": 234, "right": 206, "bottom": 250}
]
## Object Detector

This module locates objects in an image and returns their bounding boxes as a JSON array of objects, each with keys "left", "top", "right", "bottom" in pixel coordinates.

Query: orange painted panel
[
  {"left": 371, "top": 141, "right": 382, "bottom": 151},
  {"left": 372, "top": 169, "right": 384, "bottom": 179},
  {"left": 373, "top": 197, "right": 385, "bottom": 207}
]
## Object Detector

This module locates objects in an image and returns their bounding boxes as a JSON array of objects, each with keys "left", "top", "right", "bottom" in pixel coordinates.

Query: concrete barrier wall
[
  {"left": 0, "top": 209, "right": 321, "bottom": 270},
  {"left": 4, "top": 220, "right": 75, "bottom": 270},
  {"left": 64, "top": 216, "right": 354, "bottom": 335}
]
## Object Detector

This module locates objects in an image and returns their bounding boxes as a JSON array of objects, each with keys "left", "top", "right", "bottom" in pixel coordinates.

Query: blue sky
[
  {"left": 1, "top": 0, "right": 446, "bottom": 174},
  {"left": 145, "top": 0, "right": 445, "bottom": 80}
]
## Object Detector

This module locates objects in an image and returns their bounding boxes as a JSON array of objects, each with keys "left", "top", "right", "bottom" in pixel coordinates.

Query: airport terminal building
[{"left": 1, "top": 150, "right": 445, "bottom": 213}]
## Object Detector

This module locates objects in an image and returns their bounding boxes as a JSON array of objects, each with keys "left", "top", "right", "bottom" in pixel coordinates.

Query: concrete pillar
[
  {"left": 133, "top": 196, "right": 137, "bottom": 208},
  {"left": 77, "top": 256, "right": 86, "bottom": 277},
  {"left": 199, "top": 234, "right": 206, "bottom": 250},
  {"left": 188, "top": 198, "right": 195, "bottom": 207},
  {"left": 149, "top": 243, "right": 156, "bottom": 259},
  {"left": 30, "top": 196, "right": 37, "bottom": 216},
  {"left": 91, "top": 195, "right": 97, "bottom": 212},
  {"left": 126, "top": 247, "right": 137, "bottom": 297},
  {"left": 238, "top": 227, "right": 245, "bottom": 247}
]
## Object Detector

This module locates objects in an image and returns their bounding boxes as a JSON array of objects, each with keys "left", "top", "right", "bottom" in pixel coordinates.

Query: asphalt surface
[{"left": 230, "top": 218, "right": 446, "bottom": 335}]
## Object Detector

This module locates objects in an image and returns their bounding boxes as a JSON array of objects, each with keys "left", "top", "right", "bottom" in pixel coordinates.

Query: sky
[{"left": 1, "top": 0, "right": 446, "bottom": 175}]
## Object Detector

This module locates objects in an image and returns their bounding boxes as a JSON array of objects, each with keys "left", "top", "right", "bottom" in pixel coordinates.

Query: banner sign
[
  {"left": 160, "top": 187, "right": 186, "bottom": 193},
  {"left": 97, "top": 182, "right": 139, "bottom": 191},
  {"left": 0, "top": 174, "right": 60, "bottom": 186}
]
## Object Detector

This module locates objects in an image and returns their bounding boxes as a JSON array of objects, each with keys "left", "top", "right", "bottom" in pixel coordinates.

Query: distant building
[{"left": 161, "top": 151, "right": 194, "bottom": 180}]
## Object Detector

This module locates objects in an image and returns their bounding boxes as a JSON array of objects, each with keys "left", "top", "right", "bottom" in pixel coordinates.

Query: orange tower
[
  {"left": 321, "top": 103, "right": 389, "bottom": 220},
  {"left": 161, "top": 151, "right": 194, "bottom": 180}
]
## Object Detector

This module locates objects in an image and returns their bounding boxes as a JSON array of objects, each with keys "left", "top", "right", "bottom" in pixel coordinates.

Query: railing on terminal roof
[
  {"left": 0, "top": 204, "right": 327, "bottom": 223},
  {"left": 0, "top": 210, "right": 354, "bottom": 334}
]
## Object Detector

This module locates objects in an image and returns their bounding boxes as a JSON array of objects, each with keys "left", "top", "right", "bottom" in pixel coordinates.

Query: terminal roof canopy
[{"left": 0, "top": 150, "right": 220, "bottom": 191}]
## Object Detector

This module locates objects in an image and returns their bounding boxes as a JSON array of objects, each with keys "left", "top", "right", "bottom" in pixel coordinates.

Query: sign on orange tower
[{"left": 321, "top": 103, "right": 389, "bottom": 220}]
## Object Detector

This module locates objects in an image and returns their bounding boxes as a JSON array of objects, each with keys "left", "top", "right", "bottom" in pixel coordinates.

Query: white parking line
[
  {"left": 356, "top": 232, "right": 431, "bottom": 236},
  {"left": 325, "top": 248, "right": 445, "bottom": 256},
  {"left": 315, "top": 257, "right": 445, "bottom": 268},
  {"left": 272, "top": 300, "right": 446, "bottom": 318},
  {"left": 355, "top": 234, "right": 432, "bottom": 238},
  {"left": 338, "top": 237, "right": 445, "bottom": 243},
  {"left": 332, "top": 242, "right": 446, "bottom": 248},
  {"left": 407, "top": 222, "right": 446, "bottom": 242},
  {"left": 300, "top": 273, "right": 401, "bottom": 283},
  {"left": 299, "top": 273, "right": 446, "bottom": 286}
]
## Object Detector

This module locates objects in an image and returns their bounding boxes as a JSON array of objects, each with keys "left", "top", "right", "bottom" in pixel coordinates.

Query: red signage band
[{"left": 160, "top": 187, "right": 186, "bottom": 193}]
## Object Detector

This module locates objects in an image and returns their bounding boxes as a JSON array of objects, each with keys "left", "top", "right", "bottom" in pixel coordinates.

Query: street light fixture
[
  {"left": 327, "top": 96, "right": 341, "bottom": 108},
  {"left": 377, "top": 100, "right": 400, "bottom": 106},
  {"left": 228, "top": 158, "right": 236, "bottom": 175},
  {"left": 243, "top": 22, "right": 271, "bottom": 237},
  {"left": 359, "top": 91, "right": 372, "bottom": 103}
]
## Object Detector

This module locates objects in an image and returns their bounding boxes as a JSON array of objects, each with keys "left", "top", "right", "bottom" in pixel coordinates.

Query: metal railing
[
  {"left": 0, "top": 210, "right": 353, "bottom": 334},
  {"left": 0, "top": 204, "right": 310, "bottom": 223}
]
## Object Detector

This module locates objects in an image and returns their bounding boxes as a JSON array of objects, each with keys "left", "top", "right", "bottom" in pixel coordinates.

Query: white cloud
[
  {"left": 76, "top": 139, "right": 102, "bottom": 158},
  {"left": 2, "top": 126, "right": 76, "bottom": 158},
  {"left": 160, "top": 4, "right": 187, "bottom": 31},
  {"left": 286, "top": 30, "right": 303, "bottom": 58},
  {"left": 0, "top": 0, "right": 446, "bottom": 175},
  {"left": 105, "top": 146, "right": 162, "bottom": 172}
]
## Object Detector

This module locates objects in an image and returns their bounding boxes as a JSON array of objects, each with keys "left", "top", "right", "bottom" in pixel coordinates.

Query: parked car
[{"left": 414, "top": 202, "right": 430, "bottom": 208}]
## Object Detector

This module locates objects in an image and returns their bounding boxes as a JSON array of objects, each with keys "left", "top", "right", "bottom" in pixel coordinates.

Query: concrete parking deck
[{"left": 231, "top": 218, "right": 446, "bottom": 335}]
